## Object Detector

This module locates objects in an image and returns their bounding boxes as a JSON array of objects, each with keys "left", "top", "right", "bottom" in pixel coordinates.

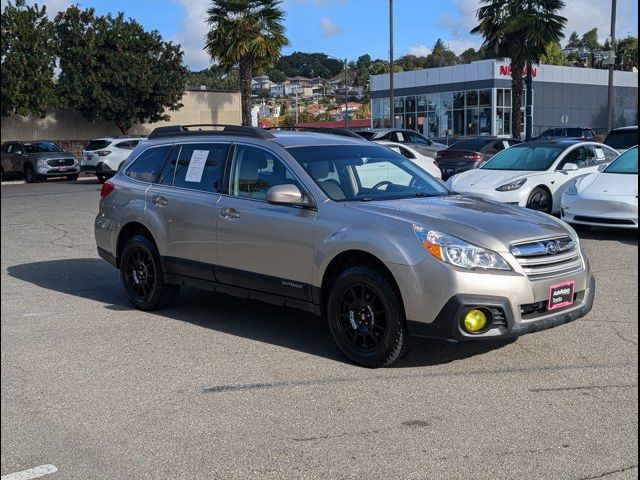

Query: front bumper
[
  {"left": 562, "top": 195, "right": 638, "bottom": 229},
  {"left": 38, "top": 166, "right": 79, "bottom": 177},
  {"left": 407, "top": 275, "right": 595, "bottom": 340}
]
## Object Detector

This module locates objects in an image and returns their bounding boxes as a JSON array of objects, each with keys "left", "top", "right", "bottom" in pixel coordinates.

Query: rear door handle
[
  {"left": 152, "top": 195, "right": 168, "bottom": 207},
  {"left": 220, "top": 207, "right": 240, "bottom": 220}
]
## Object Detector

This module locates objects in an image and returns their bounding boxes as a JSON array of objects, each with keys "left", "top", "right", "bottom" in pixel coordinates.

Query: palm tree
[
  {"left": 471, "top": 0, "right": 566, "bottom": 138},
  {"left": 206, "top": 0, "right": 288, "bottom": 126}
]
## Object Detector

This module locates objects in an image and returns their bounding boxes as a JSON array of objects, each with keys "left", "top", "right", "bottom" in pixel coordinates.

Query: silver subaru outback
[{"left": 95, "top": 125, "right": 595, "bottom": 367}]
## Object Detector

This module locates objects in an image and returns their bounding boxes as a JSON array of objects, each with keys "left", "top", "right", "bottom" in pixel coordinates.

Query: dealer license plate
[{"left": 548, "top": 281, "right": 575, "bottom": 311}]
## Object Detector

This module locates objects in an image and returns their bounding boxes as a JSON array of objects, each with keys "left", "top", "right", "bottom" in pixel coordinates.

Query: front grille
[
  {"left": 47, "top": 158, "right": 74, "bottom": 167},
  {"left": 573, "top": 215, "right": 635, "bottom": 225},
  {"left": 511, "top": 236, "right": 583, "bottom": 280}
]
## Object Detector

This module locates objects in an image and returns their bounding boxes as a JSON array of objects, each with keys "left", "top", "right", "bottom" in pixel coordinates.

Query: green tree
[
  {"left": 55, "top": 6, "right": 187, "bottom": 134},
  {"left": 268, "top": 68, "right": 287, "bottom": 83},
  {"left": 617, "top": 36, "right": 638, "bottom": 70},
  {"left": 566, "top": 31, "right": 581, "bottom": 48},
  {"left": 581, "top": 28, "right": 601, "bottom": 50},
  {"left": 206, "top": 0, "right": 288, "bottom": 126},
  {"left": 459, "top": 48, "right": 479, "bottom": 64},
  {"left": 356, "top": 54, "right": 372, "bottom": 71},
  {"left": 426, "top": 39, "right": 458, "bottom": 67},
  {"left": 472, "top": 0, "right": 566, "bottom": 137},
  {"left": 1, "top": 0, "right": 57, "bottom": 117},
  {"left": 540, "top": 41, "right": 567, "bottom": 65},
  {"left": 187, "top": 66, "right": 239, "bottom": 90}
]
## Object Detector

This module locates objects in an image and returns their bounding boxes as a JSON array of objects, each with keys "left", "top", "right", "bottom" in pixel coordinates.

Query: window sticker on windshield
[
  {"left": 502, "top": 141, "right": 510, "bottom": 149},
  {"left": 594, "top": 148, "right": 605, "bottom": 160},
  {"left": 185, "top": 150, "right": 209, "bottom": 182}
]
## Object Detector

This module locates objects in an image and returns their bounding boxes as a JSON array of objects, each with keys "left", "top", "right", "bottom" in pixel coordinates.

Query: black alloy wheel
[
  {"left": 24, "top": 164, "right": 38, "bottom": 183},
  {"left": 120, "top": 235, "right": 179, "bottom": 310},
  {"left": 526, "top": 187, "right": 552, "bottom": 214},
  {"left": 327, "top": 266, "right": 408, "bottom": 368}
]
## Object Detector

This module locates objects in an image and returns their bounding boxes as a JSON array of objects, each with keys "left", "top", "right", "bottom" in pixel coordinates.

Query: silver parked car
[
  {"left": 1, "top": 140, "right": 79, "bottom": 183},
  {"left": 95, "top": 125, "right": 595, "bottom": 367},
  {"left": 355, "top": 128, "right": 447, "bottom": 158}
]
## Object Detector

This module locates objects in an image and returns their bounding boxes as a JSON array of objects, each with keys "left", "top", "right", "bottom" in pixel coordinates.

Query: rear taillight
[
  {"left": 96, "top": 151, "right": 111, "bottom": 156},
  {"left": 464, "top": 153, "right": 484, "bottom": 161},
  {"left": 100, "top": 181, "right": 114, "bottom": 198}
]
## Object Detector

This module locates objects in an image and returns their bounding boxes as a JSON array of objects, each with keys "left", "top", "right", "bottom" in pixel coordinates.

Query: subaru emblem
[{"left": 546, "top": 241, "right": 560, "bottom": 254}]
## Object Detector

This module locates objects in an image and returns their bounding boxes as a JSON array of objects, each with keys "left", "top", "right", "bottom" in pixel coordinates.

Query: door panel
[{"left": 216, "top": 144, "right": 316, "bottom": 299}]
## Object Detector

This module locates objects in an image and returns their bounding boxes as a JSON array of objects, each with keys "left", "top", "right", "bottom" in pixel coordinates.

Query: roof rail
[
  {"left": 265, "top": 126, "right": 362, "bottom": 139},
  {"left": 148, "top": 124, "right": 275, "bottom": 140}
]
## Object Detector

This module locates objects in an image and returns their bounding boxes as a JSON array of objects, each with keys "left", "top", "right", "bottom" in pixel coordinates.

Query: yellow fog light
[{"left": 464, "top": 309, "right": 488, "bottom": 333}]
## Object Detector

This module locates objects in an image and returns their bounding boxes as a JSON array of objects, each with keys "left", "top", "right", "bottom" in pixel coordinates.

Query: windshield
[
  {"left": 604, "top": 147, "right": 638, "bottom": 174},
  {"left": 604, "top": 130, "right": 638, "bottom": 149},
  {"left": 23, "top": 142, "right": 63, "bottom": 153},
  {"left": 287, "top": 145, "right": 449, "bottom": 202},
  {"left": 482, "top": 146, "right": 563, "bottom": 171}
]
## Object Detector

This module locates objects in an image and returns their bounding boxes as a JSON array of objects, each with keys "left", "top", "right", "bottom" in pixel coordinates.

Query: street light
[{"left": 389, "top": 0, "right": 394, "bottom": 128}]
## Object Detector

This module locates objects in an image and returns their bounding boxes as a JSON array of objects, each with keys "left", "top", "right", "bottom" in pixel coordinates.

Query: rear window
[
  {"left": 356, "top": 131, "right": 376, "bottom": 140},
  {"left": 604, "top": 130, "right": 638, "bottom": 150},
  {"left": 86, "top": 140, "right": 112, "bottom": 151},
  {"left": 566, "top": 128, "right": 586, "bottom": 137},
  {"left": 448, "top": 139, "right": 490, "bottom": 151}
]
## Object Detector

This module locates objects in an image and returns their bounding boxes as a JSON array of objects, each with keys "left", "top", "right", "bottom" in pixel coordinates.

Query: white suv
[{"left": 81, "top": 137, "right": 146, "bottom": 182}]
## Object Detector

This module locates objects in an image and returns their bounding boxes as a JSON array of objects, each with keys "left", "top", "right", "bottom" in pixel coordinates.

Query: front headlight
[
  {"left": 496, "top": 178, "right": 527, "bottom": 191},
  {"left": 37, "top": 159, "right": 48, "bottom": 167},
  {"left": 413, "top": 226, "right": 511, "bottom": 271},
  {"left": 565, "top": 180, "right": 578, "bottom": 195}
]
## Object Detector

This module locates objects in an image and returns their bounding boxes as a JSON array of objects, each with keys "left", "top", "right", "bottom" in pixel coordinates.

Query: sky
[{"left": 2, "top": 0, "right": 638, "bottom": 71}]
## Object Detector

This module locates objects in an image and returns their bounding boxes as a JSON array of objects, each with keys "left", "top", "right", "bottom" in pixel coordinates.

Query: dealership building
[{"left": 370, "top": 59, "right": 638, "bottom": 139}]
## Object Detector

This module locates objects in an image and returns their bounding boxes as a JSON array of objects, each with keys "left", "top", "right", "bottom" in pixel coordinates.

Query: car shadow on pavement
[
  {"left": 7, "top": 258, "right": 512, "bottom": 368},
  {"left": 578, "top": 228, "right": 638, "bottom": 246}
]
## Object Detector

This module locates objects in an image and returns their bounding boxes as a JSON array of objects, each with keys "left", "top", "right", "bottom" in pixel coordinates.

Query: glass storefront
[{"left": 372, "top": 88, "right": 529, "bottom": 140}]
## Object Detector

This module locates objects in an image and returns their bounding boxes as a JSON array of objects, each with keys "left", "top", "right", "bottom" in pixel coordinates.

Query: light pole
[
  {"left": 344, "top": 58, "right": 349, "bottom": 129},
  {"left": 389, "top": 0, "right": 394, "bottom": 128},
  {"left": 606, "top": 0, "right": 617, "bottom": 132}
]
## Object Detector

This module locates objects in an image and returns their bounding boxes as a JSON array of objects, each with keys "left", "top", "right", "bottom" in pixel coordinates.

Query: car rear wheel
[
  {"left": 327, "top": 266, "right": 408, "bottom": 367},
  {"left": 526, "top": 187, "right": 552, "bottom": 214},
  {"left": 120, "top": 234, "right": 179, "bottom": 310},
  {"left": 96, "top": 173, "right": 107, "bottom": 183}
]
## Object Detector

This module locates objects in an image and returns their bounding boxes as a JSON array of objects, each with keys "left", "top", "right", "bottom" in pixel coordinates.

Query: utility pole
[
  {"left": 606, "top": 0, "right": 617, "bottom": 132},
  {"left": 294, "top": 86, "right": 299, "bottom": 125},
  {"left": 344, "top": 58, "right": 349, "bottom": 129},
  {"left": 389, "top": 0, "right": 394, "bottom": 128},
  {"left": 525, "top": 62, "right": 533, "bottom": 141}
]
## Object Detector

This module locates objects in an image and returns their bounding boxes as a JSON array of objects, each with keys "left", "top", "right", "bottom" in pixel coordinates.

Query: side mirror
[
  {"left": 266, "top": 184, "right": 311, "bottom": 207},
  {"left": 561, "top": 163, "right": 579, "bottom": 172},
  {"left": 597, "top": 163, "right": 609, "bottom": 172}
]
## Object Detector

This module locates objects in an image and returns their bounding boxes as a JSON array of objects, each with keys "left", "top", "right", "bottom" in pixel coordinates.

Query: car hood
[
  {"left": 450, "top": 169, "right": 542, "bottom": 190},
  {"left": 345, "top": 195, "right": 572, "bottom": 252},
  {"left": 24, "top": 151, "right": 74, "bottom": 159},
  {"left": 577, "top": 172, "right": 638, "bottom": 197}
]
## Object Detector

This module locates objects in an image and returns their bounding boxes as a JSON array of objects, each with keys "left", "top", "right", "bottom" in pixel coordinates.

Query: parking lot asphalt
[{"left": 1, "top": 178, "right": 638, "bottom": 480}]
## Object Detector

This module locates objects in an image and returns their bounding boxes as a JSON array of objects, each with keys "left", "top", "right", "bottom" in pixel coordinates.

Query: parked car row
[{"left": 0, "top": 141, "right": 79, "bottom": 182}]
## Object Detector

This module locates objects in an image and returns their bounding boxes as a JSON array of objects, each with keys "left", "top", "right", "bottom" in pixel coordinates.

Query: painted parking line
[{"left": 1, "top": 464, "right": 58, "bottom": 480}]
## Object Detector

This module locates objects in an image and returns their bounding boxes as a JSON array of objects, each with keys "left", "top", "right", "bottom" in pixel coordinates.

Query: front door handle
[
  {"left": 220, "top": 207, "right": 240, "bottom": 220},
  {"left": 152, "top": 195, "right": 169, "bottom": 207}
]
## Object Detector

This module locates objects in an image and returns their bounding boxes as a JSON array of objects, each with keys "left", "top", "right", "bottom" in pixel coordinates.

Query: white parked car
[
  {"left": 378, "top": 141, "right": 442, "bottom": 178},
  {"left": 446, "top": 140, "right": 619, "bottom": 214},
  {"left": 81, "top": 136, "right": 146, "bottom": 183},
  {"left": 561, "top": 146, "right": 638, "bottom": 230}
]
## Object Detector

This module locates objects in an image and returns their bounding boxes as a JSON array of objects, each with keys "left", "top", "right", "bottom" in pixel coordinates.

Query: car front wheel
[
  {"left": 24, "top": 164, "right": 40, "bottom": 183},
  {"left": 120, "top": 234, "right": 179, "bottom": 310},
  {"left": 526, "top": 187, "right": 552, "bottom": 214},
  {"left": 327, "top": 266, "right": 408, "bottom": 368}
]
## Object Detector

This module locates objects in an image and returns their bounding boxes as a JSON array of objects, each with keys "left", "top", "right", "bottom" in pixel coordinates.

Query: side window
[
  {"left": 115, "top": 141, "right": 136, "bottom": 150},
  {"left": 602, "top": 147, "right": 618, "bottom": 162},
  {"left": 14, "top": 144, "right": 23, "bottom": 155},
  {"left": 166, "top": 143, "right": 230, "bottom": 192},
  {"left": 230, "top": 145, "right": 301, "bottom": 201},
  {"left": 2, "top": 144, "right": 12, "bottom": 153},
  {"left": 583, "top": 130, "right": 594, "bottom": 139},
  {"left": 494, "top": 141, "right": 506, "bottom": 152},
  {"left": 560, "top": 146, "right": 590, "bottom": 169},
  {"left": 408, "top": 132, "right": 428, "bottom": 145},
  {"left": 398, "top": 146, "right": 416, "bottom": 159},
  {"left": 394, "top": 132, "right": 405, "bottom": 142},
  {"left": 125, "top": 146, "right": 172, "bottom": 183},
  {"left": 591, "top": 146, "right": 615, "bottom": 165}
]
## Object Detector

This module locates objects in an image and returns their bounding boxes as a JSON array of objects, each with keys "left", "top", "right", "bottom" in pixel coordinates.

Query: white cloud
[
  {"left": 441, "top": 0, "right": 638, "bottom": 48},
  {"left": 406, "top": 45, "right": 431, "bottom": 57},
  {"left": 171, "top": 0, "right": 212, "bottom": 71},
  {"left": 446, "top": 38, "right": 482, "bottom": 55},
  {"left": 319, "top": 16, "right": 342, "bottom": 37}
]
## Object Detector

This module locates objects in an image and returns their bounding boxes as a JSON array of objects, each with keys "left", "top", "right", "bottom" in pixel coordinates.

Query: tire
[
  {"left": 326, "top": 266, "right": 409, "bottom": 368},
  {"left": 120, "top": 234, "right": 179, "bottom": 310},
  {"left": 66, "top": 174, "right": 79, "bottom": 181},
  {"left": 96, "top": 173, "right": 107, "bottom": 183},
  {"left": 526, "top": 187, "right": 552, "bottom": 214},
  {"left": 24, "top": 164, "right": 39, "bottom": 183}
]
